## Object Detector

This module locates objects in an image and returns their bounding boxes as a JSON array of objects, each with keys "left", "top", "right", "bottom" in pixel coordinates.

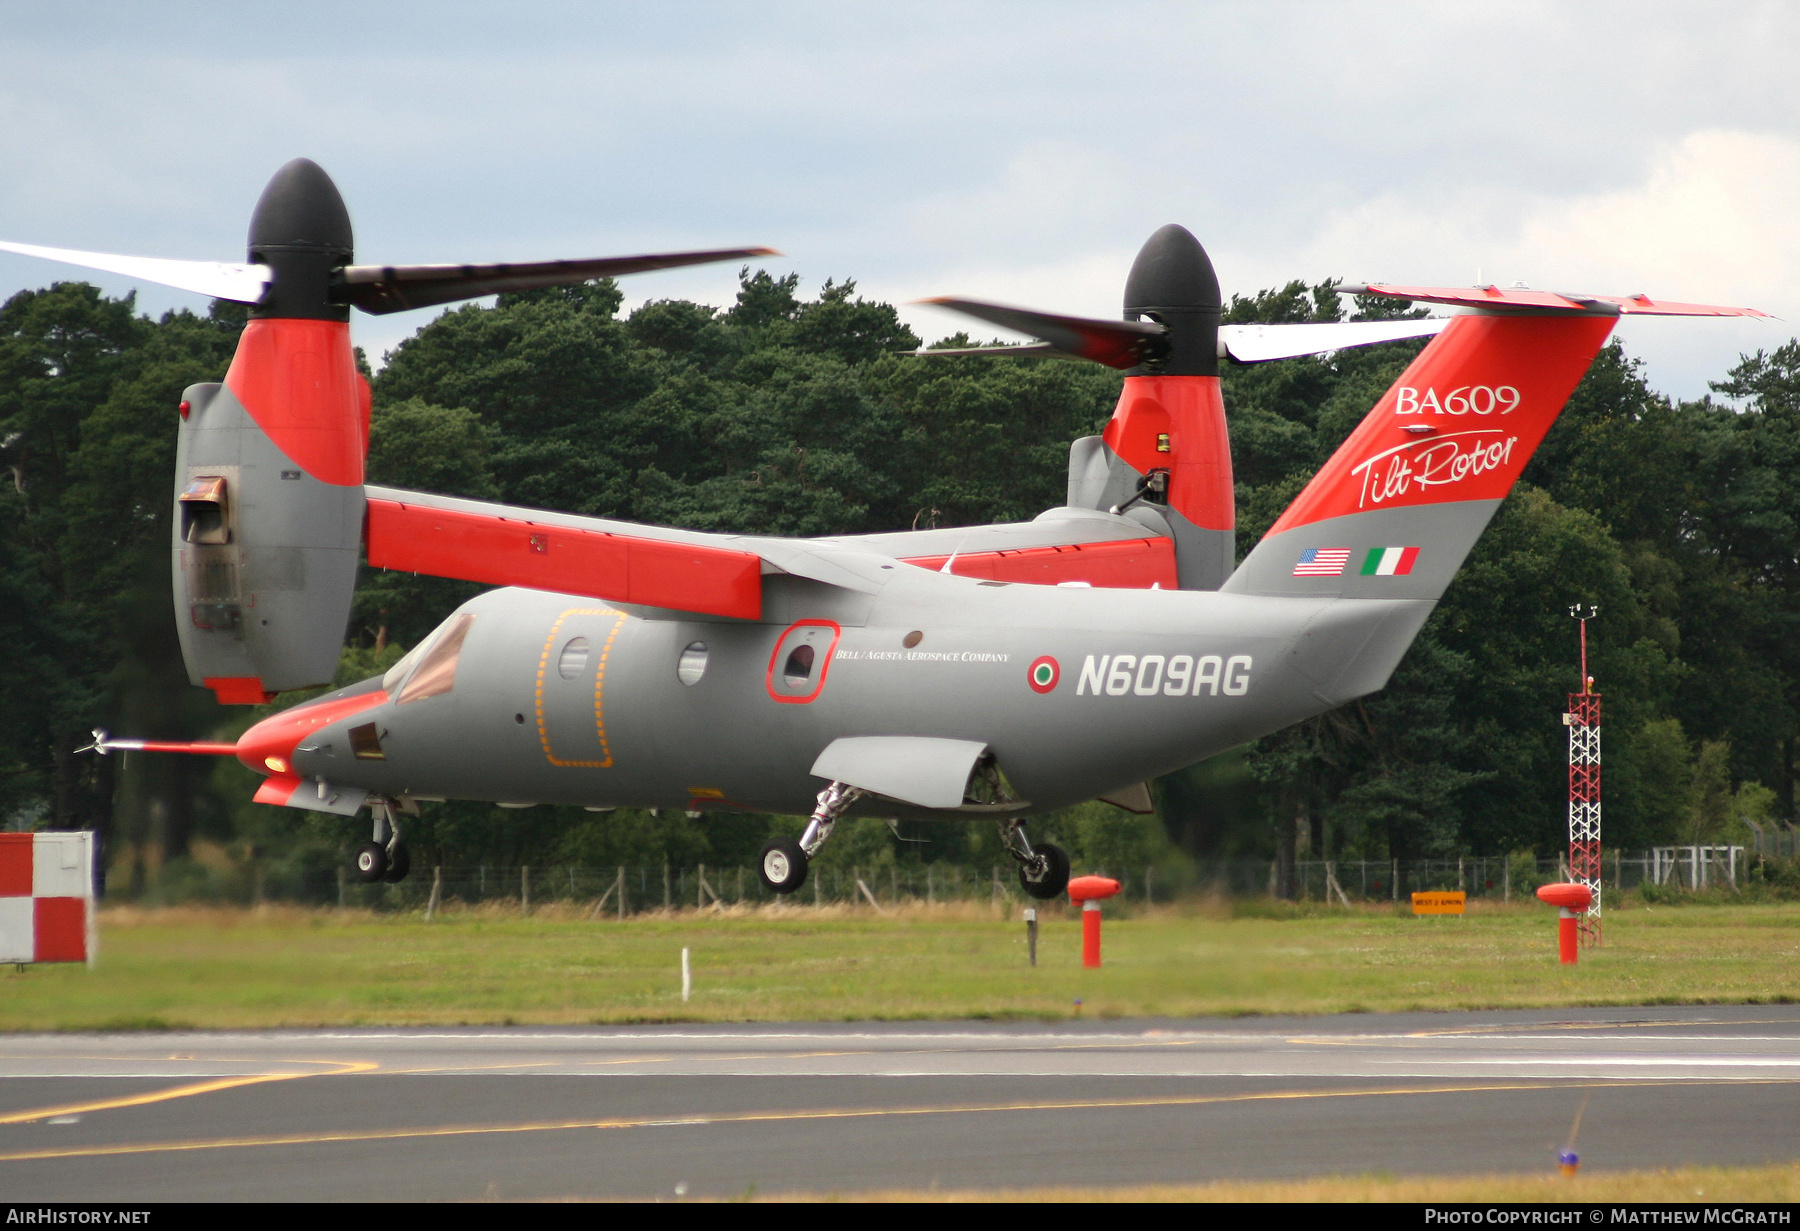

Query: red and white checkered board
[{"left": 0, "top": 832, "right": 95, "bottom": 964}]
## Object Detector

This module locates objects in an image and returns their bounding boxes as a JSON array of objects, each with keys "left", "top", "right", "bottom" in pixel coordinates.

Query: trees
[{"left": 0, "top": 287, "right": 247, "bottom": 865}]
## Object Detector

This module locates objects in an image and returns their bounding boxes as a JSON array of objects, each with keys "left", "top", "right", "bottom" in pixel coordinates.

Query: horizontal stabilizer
[
  {"left": 1219, "top": 318, "right": 1449, "bottom": 362},
  {"left": 1340, "top": 283, "right": 1770, "bottom": 318},
  {"left": 0, "top": 240, "right": 273, "bottom": 304},
  {"left": 919, "top": 297, "right": 1165, "bottom": 369},
  {"left": 339, "top": 247, "right": 779, "bottom": 314}
]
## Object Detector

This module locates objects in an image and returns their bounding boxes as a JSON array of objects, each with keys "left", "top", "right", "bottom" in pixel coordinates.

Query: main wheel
[
  {"left": 352, "top": 841, "right": 388, "bottom": 883},
  {"left": 1019, "top": 841, "right": 1070, "bottom": 900},
  {"left": 381, "top": 843, "right": 411, "bottom": 883},
  {"left": 758, "top": 838, "right": 808, "bottom": 894}
]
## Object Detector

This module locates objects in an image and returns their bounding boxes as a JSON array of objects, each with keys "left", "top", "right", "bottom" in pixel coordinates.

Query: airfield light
[
  {"left": 1535, "top": 882, "right": 1593, "bottom": 965},
  {"left": 1068, "top": 875, "right": 1122, "bottom": 968}
]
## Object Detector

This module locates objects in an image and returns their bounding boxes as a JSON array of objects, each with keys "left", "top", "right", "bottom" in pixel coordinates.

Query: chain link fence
[{"left": 188, "top": 850, "right": 1744, "bottom": 912}]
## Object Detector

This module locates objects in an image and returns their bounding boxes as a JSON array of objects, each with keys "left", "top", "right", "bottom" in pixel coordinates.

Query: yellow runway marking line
[
  {"left": 1402, "top": 1018, "right": 1800, "bottom": 1038},
  {"left": 0, "top": 1078, "right": 1735, "bottom": 1163},
  {"left": 0, "top": 1060, "right": 376, "bottom": 1126}
]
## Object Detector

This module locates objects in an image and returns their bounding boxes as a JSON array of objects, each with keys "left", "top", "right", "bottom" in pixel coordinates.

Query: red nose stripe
[{"left": 237, "top": 690, "right": 389, "bottom": 776}]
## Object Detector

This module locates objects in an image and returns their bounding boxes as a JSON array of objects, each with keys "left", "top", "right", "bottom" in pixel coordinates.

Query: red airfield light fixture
[
  {"left": 1069, "top": 875, "right": 1122, "bottom": 968},
  {"left": 1536, "top": 881, "right": 1593, "bottom": 965}
]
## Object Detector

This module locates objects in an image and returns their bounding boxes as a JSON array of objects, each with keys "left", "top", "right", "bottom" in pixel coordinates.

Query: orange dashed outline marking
[
  {"left": 534, "top": 608, "right": 624, "bottom": 769},
  {"left": 592, "top": 610, "right": 625, "bottom": 765}
]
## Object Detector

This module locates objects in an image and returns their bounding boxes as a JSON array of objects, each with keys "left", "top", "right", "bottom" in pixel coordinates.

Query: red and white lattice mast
[{"left": 1566, "top": 605, "right": 1601, "bottom": 947}]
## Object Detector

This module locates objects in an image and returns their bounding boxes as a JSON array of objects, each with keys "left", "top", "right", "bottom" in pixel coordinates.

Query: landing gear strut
[
  {"left": 758, "top": 781, "right": 865, "bottom": 895},
  {"left": 353, "top": 799, "right": 411, "bottom": 884},
  {"left": 1003, "top": 819, "right": 1069, "bottom": 900}
]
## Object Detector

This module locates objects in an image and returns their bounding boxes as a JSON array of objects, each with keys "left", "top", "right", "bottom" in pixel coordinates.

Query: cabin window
[
  {"left": 677, "top": 642, "right": 709, "bottom": 686},
  {"left": 783, "top": 643, "right": 815, "bottom": 686},
  {"left": 557, "top": 637, "right": 590, "bottom": 680},
  {"left": 397, "top": 613, "right": 475, "bottom": 704}
]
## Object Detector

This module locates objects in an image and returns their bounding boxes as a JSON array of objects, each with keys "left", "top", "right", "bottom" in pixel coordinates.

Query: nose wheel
[
  {"left": 352, "top": 799, "right": 411, "bottom": 883},
  {"left": 353, "top": 842, "right": 388, "bottom": 882}
]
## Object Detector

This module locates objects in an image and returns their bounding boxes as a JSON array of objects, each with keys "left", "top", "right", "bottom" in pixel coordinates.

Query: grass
[
  {"left": 4, "top": 895, "right": 1800, "bottom": 1031},
  {"left": 736, "top": 1162, "right": 1800, "bottom": 1202}
]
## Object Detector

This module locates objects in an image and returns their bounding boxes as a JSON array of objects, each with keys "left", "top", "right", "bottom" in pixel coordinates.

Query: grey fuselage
[{"left": 286, "top": 565, "right": 1431, "bottom": 821}]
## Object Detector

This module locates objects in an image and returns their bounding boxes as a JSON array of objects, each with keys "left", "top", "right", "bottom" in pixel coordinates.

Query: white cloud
[{"left": 1231, "top": 129, "right": 1800, "bottom": 397}]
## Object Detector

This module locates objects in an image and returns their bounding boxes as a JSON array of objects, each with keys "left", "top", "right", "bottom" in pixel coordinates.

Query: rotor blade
[
  {"left": 339, "top": 246, "right": 780, "bottom": 315},
  {"left": 1219, "top": 318, "right": 1451, "bottom": 363},
  {"left": 907, "top": 342, "right": 1067, "bottom": 360},
  {"left": 0, "top": 240, "right": 271, "bottom": 304},
  {"left": 918, "top": 297, "right": 1166, "bottom": 369}
]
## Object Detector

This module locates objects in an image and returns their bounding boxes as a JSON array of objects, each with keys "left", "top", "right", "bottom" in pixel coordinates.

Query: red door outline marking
[{"left": 765, "top": 619, "right": 842, "bottom": 705}]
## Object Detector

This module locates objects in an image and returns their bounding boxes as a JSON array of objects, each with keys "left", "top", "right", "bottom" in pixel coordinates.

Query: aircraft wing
[
  {"left": 364, "top": 487, "right": 1179, "bottom": 616},
  {"left": 367, "top": 487, "right": 785, "bottom": 620}
]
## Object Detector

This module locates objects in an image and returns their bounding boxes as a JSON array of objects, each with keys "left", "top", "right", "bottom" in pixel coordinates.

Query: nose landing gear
[
  {"left": 757, "top": 781, "right": 865, "bottom": 894},
  {"left": 352, "top": 799, "right": 411, "bottom": 883}
]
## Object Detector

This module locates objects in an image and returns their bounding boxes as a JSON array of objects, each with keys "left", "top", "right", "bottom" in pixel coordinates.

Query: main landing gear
[
  {"left": 352, "top": 799, "right": 411, "bottom": 884},
  {"left": 757, "top": 781, "right": 865, "bottom": 894},
  {"left": 755, "top": 784, "right": 1071, "bottom": 902},
  {"left": 1003, "top": 818, "right": 1070, "bottom": 900}
]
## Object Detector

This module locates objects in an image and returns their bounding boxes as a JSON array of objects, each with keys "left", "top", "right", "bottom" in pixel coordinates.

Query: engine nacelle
[
  {"left": 172, "top": 363, "right": 366, "bottom": 703},
  {"left": 173, "top": 158, "right": 368, "bottom": 705}
]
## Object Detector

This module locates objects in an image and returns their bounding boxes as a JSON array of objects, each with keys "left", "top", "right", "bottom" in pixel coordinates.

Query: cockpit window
[
  {"left": 397, "top": 613, "right": 475, "bottom": 705},
  {"left": 381, "top": 644, "right": 420, "bottom": 694}
]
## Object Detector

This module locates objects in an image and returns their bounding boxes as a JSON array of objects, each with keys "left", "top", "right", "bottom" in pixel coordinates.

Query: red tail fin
[
  {"left": 1225, "top": 312, "right": 1616, "bottom": 599},
  {"left": 1267, "top": 313, "right": 1615, "bottom": 536}
]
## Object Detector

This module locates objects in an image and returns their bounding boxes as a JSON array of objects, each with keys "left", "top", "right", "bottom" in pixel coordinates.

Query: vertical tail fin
[{"left": 1222, "top": 310, "right": 1617, "bottom": 599}]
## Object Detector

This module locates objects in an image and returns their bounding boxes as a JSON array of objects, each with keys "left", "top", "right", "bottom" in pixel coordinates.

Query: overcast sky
[{"left": 1, "top": 1, "right": 1794, "bottom": 398}]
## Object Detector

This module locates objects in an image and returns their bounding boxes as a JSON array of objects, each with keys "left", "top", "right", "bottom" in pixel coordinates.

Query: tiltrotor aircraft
[{"left": 23, "top": 159, "right": 1761, "bottom": 898}]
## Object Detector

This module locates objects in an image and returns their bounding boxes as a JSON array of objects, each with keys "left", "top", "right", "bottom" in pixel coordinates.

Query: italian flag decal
[
  {"left": 1360, "top": 546, "right": 1420, "bottom": 576},
  {"left": 1028, "top": 656, "right": 1060, "bottom": 693}
]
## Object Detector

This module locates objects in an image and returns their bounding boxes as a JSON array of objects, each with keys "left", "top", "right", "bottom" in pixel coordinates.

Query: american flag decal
[{"left": 1293, "top": 547, "right": 1352, "bottom": 576}]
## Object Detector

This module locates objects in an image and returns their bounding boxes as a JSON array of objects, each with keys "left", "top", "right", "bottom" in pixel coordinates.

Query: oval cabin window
[
  {"left": 677, "top": 641, "right": 709, "bottom": 686},
  {"left": 783, "top": 643, "right": 815, "bottom": 686},
  {"left": 557, "top": 637, "right": 590, "bottom": 680}
]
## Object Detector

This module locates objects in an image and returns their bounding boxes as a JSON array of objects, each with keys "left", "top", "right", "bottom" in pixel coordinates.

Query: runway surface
[{"left": 4, "top": 1005, "right": 1800, "bottom": 1200}]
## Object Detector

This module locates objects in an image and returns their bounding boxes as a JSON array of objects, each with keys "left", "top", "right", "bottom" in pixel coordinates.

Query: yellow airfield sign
[{"left": 1411, "top": 891, "right": 1466, "bottom": 916}]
